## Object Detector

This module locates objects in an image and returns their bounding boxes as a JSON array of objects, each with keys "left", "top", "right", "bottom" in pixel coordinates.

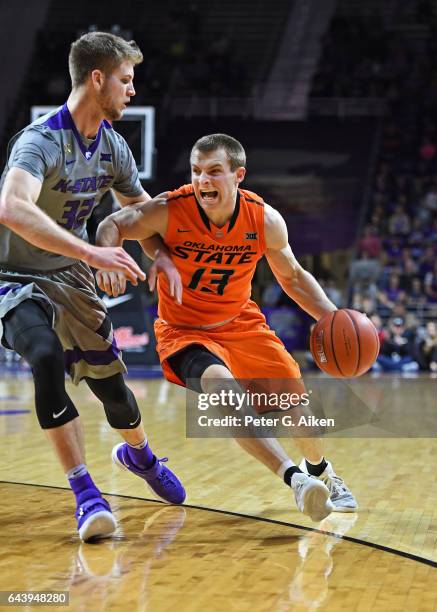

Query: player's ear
[
  {"left": 236, "top": 166, "right": 246, "bottom": 184},
  {"left": 91, "top": 69, "right": 104, "bottom": 91}
]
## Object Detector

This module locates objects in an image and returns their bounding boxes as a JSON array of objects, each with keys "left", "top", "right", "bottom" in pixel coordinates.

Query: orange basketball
[{"left": 310, "top": 309, "right": 380, "bottom": 377}]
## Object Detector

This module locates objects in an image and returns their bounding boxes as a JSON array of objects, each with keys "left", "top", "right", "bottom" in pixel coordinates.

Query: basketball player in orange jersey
[{"left": 96, "top": 134, "right": 357, "bottom": 522}]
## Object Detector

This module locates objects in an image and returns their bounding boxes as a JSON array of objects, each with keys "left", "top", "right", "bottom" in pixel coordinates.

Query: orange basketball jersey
[{"left": 158, "top": 184, "right": 266, "bottom": 327}]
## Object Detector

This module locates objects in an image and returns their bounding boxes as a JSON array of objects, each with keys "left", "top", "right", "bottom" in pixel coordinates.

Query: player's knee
[
  {"left": 87, "top": 376, "right": 141, "bottom": 429},
  {"left": 200, "top": 368, "right": 235, "bottom": 396},
  {"left": 107, "top": 382, "right": 132, "bottom": 407},
  {"left": 32, "top": 345, "right": 63, "bottom": 373},
  {"left": 88, "top": 374, "right": 131, "bottom": 406},
  {"left": 168, "top": 344, "right": 229, "bottom": 393},
  {"left": 31, "top": 345, "right": 64, "bottom": 384},
  {"left": 200, "top": 363, "right": 232, "bottom": 383},
  {"left": 103, "top": 392, "right": 142, "bottom": 429}
]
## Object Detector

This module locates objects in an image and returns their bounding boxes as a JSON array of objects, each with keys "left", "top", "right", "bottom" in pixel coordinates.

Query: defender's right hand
[{"left": 85, "top": 245, "right": 146, "bottom": 285}]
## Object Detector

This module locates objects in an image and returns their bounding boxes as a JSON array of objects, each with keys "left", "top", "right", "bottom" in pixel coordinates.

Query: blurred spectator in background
[
  {"left": 424, "top": 261, "right": 437, "bottom": 303},
  {"left": 352, "top": 292, "right": 377, "bottom": 315},
  {"left": 391, "top": 301, "right": 408, "bottom": 321},
  {"left": 406, "top": 276, "right": 428, "bottom": 310},
  {"left": 400, "top": 247, "right": 419, "bottom": 281},
  {"left": 377, "top": 272, "right": 406, "bottom": 310},
  {"left": 320, "top": 279, "right": 344, "bottom": 308},
  {"left": 419, "top": 246, "right": 435, "bottom": 277},
  {"left": 370, "top": 313, "right": 388, "bottom": 347},
  {"left": 375, "top": 317, "right": 419, "bottom": 372},
  {"left": 415, "top": 321, "right": 437, "bottom": 372},
  {"left": 261, "top": 280, "right": 283, "bottom": 307},
  {"left": 358, "top": 224, "right": 382, "bottom": 259},
  {"left": 350, "top": 253, "right": 380, "bottom": 289},
  {"left": 388, "top": 205, "right": 411, "bottom": 235},
  {"left": 421, "top": 184, "right": 437, "bottom": 220}
]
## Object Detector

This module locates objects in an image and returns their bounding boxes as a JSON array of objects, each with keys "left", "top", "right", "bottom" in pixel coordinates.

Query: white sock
[
  {"left": 127, "top": 438, "right": 148, "bottom": 449},
  {"left": 67, "top": 464, "right": 88, "bottom": 479},
  {"left": 276, "top": 459, "right": 296, "bottom": 480}
]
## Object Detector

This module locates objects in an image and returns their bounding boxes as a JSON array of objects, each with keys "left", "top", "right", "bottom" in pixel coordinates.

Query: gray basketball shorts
[{"left": 0, "top": 262, "right": 126, "bottom": 384}]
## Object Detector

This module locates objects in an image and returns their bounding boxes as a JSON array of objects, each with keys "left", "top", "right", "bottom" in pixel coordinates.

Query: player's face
[
  {"left": 99, "top": 60, "right": 136, "bottom": 121},
  {"left": 190, "top": 148, "right": 245, "bottom": 215}
]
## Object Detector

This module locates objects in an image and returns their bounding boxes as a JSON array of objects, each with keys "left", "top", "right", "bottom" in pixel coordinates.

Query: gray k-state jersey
[{"left": 0, "top": 103, "right": 143, "bottom": 271}]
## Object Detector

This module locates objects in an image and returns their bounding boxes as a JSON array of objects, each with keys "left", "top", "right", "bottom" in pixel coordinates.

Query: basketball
[{"left": 310, "top": 309, "right": 380, "bottom": 377}]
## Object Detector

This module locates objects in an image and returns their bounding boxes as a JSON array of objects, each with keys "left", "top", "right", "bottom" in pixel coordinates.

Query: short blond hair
[
  {"left": 191, "top": 134, "right": 246, "bottom": 171},
  {"left": 69, "top": 31, "right": 143, "bottom": 87}
]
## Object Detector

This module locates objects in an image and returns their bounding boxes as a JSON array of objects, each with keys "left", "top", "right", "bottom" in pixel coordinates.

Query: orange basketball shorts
[{"left": 154, "top": 300, "right": 301, "bottom": 387}]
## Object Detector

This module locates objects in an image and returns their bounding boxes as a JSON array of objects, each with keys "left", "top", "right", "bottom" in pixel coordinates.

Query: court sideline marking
[{"left": 1, "top": 480, "right": 436, "bottom": 568}]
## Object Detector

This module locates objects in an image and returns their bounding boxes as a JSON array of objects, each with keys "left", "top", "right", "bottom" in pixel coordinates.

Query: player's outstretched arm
[
  {"left": 95, "top": 231, "right": 182, "bottom": 303},
  {"left": 96, "top": 194, "right": 168, "bottom": 245},
  {"left": 114, "top": 189, "right": 177, "bottom": 269},
  {"left": 264, "top": 204, "right": 337, "bottom": 321},
  {"left": 96, "top": 194, "right": 182, "bottom": 301},
  {"left": 0, "top": 167, "right": 145, "bottom": 284},
  {"left": 114, "top": 188, "right": 159, "bottom": 257}
]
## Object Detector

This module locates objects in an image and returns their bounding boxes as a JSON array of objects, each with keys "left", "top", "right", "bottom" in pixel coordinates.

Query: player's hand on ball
[
  {"left": 148, "top": 249, "right": 183, "bottom": 305},
  {"left": 96, "top": 270, "right": 129, "bottom": 297}
]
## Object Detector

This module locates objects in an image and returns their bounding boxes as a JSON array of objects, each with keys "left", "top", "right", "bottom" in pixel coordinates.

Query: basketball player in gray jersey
[{"left": 0, "top": 32, "right": 185, "bottom": 542}]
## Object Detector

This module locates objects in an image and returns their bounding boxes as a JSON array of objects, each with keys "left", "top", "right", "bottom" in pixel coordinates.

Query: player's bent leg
[
  {"left": 291, "top": 437, "right": 325, "bottom": 466},
  {"left": 86, "top": 374, "right": 185, "bottom": 504},
  {"left": 3, "top": 300, "right": 116, "bottom": 541},
  {"left": 264, "top": 377, "right": 356, "bottom": 513},
  {"left": 234, "top": 436, "right": 291, "bottom": 474},
  {"left": 168, "top": 345, "right": 332, "bottom": 521},
  {"left": 3, "top": 300, "right": 79, "bottom": 431}
]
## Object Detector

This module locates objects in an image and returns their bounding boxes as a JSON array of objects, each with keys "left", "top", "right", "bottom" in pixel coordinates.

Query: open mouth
[{"left": 200, "top": 190, "right": 218, "bottom": 201}]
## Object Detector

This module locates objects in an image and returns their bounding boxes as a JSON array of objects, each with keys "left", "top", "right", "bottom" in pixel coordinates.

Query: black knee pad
[
  {"left": 3, "top": 300, "right": 79, "bottom": 429},
  {"left": 167, "top": 344, "right": 226, "bottom": 392},
  {"left": 86, "top": 374, "right": 142, "bottom": 429}
]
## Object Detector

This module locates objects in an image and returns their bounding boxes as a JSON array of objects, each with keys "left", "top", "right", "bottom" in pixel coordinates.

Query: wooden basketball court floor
[{"left": 0, "top": 373, "right": 436, "bottom": 611}]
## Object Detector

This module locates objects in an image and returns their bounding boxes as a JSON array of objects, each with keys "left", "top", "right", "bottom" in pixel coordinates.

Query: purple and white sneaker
[
  {"left": 76, "top": 496, "right": 117, "bottom": 542},
  {"left": 112, "top": 443, "right": 186, "bottom": 504}
]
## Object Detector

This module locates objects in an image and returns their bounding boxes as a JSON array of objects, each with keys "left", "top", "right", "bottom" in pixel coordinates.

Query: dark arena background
[{"left": 0, "top": 1, "right": 436, "bottom": 610}]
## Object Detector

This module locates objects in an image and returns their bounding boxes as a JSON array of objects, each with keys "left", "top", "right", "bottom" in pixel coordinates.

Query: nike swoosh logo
[
  {"left": 53, "top": 406, "right": 67, "bottom": 419},
  {"left": 120, "top": 453, "right": 131, "bottom": 468},
  {"left": 129, "top": 414, "right": 141, "bottom": 427},
  {"left": 177, "top": 229, "right": 192, "bottom": 233},
  {"left": 102, "top": 294, "right": 134, "bottom": 308},
  {"left": 66, "top": 159, "right": 76, "bottom": 165}
]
